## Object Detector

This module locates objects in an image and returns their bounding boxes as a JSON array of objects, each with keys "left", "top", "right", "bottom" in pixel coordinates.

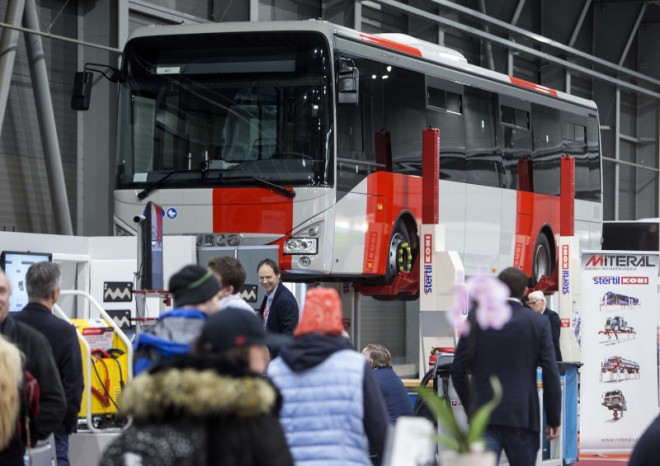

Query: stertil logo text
[
  {"left": 585, "top": 255, "right": 653, "bottom": 267},
  {"left": 424, "top": 264, "right": 432, "bottom": 294},
  {"left": 561, "top": 270, "right": 570, "bottom": 295},
  {"left": 592, "top": 276, "right": 650, "bottom": 285}
]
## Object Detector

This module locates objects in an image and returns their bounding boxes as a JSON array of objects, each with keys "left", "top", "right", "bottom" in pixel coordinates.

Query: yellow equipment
[{"left": 72, "top": 319, "right": 129, "bottom": 420}]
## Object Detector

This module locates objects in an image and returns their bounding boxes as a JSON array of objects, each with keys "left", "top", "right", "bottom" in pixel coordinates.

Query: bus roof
[{"left": 127, "top": 19, "right": 598, "bottom": 111}]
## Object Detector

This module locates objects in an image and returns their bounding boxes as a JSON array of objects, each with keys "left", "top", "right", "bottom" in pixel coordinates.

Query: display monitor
[
  {"left": 137, "top": 201, "right": 164, "bottom": 290},
  {"left": 0, "top": 251, "right": 52, "bottom": 312}
]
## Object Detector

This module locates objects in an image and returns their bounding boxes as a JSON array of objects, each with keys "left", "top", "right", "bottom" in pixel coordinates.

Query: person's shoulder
[{"left": 10, "top": 317, "right": 52, "bottom": 349}]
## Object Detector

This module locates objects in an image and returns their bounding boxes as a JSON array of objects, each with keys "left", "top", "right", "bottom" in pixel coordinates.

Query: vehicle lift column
[
  {"left": 418, "top": 128, "right": 465, "bottom": 374},
  {"left": 551, "top": 156, "right": 580, "bottom": 465}
]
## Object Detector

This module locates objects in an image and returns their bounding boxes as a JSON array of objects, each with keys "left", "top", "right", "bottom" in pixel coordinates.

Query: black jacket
[
  {"left": 13, "top": 302, "right": 84, "bottom": 434},
  {"left": 258, "top": 283, "right": 299, "bottom": 336},
  {"left": 451, "top": 299, "right": 561, "bottom": 432},
  {"left": 100, "top": 355, "right": 294, "bottom": 466},
  {"left": 543, "top": 308, "right": 563, "bottom": 362},
  {"left": 0, "top": 316, "right": 66, "bottom": 466},
  {"left": 630, "top": 413, "right": 660, "bottom": 466}
]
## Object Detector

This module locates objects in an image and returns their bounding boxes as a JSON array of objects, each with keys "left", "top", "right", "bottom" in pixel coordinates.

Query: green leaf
[{"left": 418, "top": 375, "right": 503, "bottom": 454}]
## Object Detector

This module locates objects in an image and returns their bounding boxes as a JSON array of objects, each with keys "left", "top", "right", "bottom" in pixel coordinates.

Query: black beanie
[{"left": 169, "top": 265, "right": 221, "bottom": 307}]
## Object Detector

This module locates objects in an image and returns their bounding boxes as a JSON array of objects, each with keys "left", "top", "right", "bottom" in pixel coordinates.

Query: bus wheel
[
  {"left": 531, "top": 234, "right": 552, "bottom": 285},
  {"left": 386, "top": 222, "right": 413, "bottom": 283}
]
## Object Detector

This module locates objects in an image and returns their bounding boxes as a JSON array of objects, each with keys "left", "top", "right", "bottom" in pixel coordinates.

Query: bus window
[
  {"left": 336, "top": 55, "right": 383, "bottom": 193},
  {"left": 464, "top": 88, "right": 502, "bottom": 187},
  {"left": 384, "top": 67, "right": 426, "bottom": 175},
  {"left": 500, "top": 104, "right": 531, "bottom": 191},
  {"left": 532, "top": 105, "right": 561, "bottom": 195},
  {"left": 426, "top": 83, "right": 466, "bottom": 182}
]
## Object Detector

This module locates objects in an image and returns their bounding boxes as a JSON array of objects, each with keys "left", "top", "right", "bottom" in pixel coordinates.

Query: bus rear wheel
[{"left": 531, "top": 234, "right": 552, "bottom": 286}]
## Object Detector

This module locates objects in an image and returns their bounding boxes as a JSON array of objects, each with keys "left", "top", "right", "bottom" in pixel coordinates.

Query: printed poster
[{"left": 580, "top": 251, "right": 659, "bottom": 454}]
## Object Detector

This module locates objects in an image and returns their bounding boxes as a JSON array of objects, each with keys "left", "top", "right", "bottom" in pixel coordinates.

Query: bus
[
  {"left": 111, "top": 20, "right": 602, "bottom": 295},
  {"left": 600, "top": 291, "right": 641, "bottom": 310}
]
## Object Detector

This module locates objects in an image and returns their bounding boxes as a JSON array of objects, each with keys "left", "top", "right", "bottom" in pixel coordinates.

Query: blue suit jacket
[
  {"left": 450, "top": 299, "right": 561, "bottom": 432},
  {"left": 259, "top": 282, "right": 299, "bottom": 336}
]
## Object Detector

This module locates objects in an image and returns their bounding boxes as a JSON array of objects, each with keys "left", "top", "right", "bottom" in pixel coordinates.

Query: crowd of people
[{"left": 2, "top": 256, "right": 658, "bottom": 465}]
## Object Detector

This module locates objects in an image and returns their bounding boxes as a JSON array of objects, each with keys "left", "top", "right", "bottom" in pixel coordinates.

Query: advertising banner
[{"left": 580, "top": 251, "right": 659, "bottom": 453}]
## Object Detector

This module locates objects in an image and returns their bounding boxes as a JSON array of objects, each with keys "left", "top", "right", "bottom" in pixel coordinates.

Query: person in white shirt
[{"left": 207, "top": 256, "right": 256, "bottom": 314}]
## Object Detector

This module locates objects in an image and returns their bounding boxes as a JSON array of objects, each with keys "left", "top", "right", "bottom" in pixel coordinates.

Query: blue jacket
[
  {"left": 133, "top": 308, "right": 207, "bottom": 375},
  {"left": 268, "top": 335, "right": 388, "bottom": 466},
  {"left": 371, "top": 367, "right": 413, "bottom": 424}
]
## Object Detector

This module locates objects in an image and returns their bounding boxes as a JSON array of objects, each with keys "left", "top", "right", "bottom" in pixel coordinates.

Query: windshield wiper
[
  {"left": 137, "top": 170, "right": 296, "bottom": 200},
  {"left": 137, "top": 169, "right": 193, "bottom": 200},
  {"left": 227, "top": 176, "right": 296, "bottom": 198}
]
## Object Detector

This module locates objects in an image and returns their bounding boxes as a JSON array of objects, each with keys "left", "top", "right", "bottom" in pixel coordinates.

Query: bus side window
[
  {"left": 336, "top": 55, "right": 382, "bottom": 192},
  {"left": 464, "top": 88, "right": 502, "bottom": 187},
  {"left": 500, "top": 104, "right": 531, "bottom": 191},
  {"left": 531, "top": 105, "right": 561, "bottom": 195},
  {"left": 426, "top": 83, "right": 466, "bottom": 182},
  {"left": 383, "top": 67, "right": 425, "bottom": 175}
]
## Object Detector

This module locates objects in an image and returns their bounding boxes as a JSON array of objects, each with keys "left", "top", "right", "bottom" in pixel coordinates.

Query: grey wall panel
[
  {"left": 0, "top": 0, "right": 78, "bottom": 233},
  {"left": 359, "top": 297, "right": 406, "bottom": 361}
]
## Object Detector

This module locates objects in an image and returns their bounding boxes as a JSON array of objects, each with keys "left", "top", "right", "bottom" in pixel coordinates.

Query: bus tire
[
  {"left": 531, "top": 233, "right": 552, "bottom": 286},
  {"left": 385, "top": 221, "right": 412, "bottom": 283}
]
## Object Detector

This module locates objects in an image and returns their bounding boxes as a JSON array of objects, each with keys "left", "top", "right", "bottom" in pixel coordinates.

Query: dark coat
[
  {"left": 13, "top": 302, "right": 84, "bottom": 434},
  {"left": 372, "top": 366, "right": 413, "bottom": 424},
  {"left": 451, "top": 299, "right": 561, "bottom": 432},
  {"left": 0, "top": 316, "right": 66, "bottom": 466},
  {"left": 100, "top": 355, "right": 294, "bottom": 466},
  {"left": 543, "top": 308, "right": 563, "bottom": 362},
  {"left": 258, "top": 283, "right": 299, "bottom": 336},
  {"left": 630, "top": 413, "right": 660, "bottom": 466}
]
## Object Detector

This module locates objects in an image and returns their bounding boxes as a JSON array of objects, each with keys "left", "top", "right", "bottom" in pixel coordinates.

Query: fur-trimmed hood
[{"left": 120, "top": 368, "right": 278, "bottom": 422}]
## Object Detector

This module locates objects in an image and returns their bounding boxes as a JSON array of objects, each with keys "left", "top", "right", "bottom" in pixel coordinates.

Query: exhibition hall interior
[{"left": 1, "top": 0, "right": 659, "bottom": 465}]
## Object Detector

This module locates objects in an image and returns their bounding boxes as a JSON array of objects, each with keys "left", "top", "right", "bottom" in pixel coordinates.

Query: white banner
[{"left": 580, "top": 251, "right": 659, "bottom": 453}]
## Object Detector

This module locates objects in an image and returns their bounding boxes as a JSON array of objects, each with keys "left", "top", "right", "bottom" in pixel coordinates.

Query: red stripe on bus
[
  {"left": 515, "top": 191, "right": 560, "bottom": 276},
  {"left": 359, "top": 33, "right": 423, "bottom": 57},
  {"left": 364, "top": 172, "right": 423, "bottom": 275},
  {"left": 212, "top": 187, "right": 293, "bottom": 270},
  {"left": 509, "top": 76, "right": 558, "bottom": 97}
]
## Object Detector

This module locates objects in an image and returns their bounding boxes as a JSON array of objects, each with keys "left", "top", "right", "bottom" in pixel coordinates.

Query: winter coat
[
  {"left": 268, "top": 334, "right": 389, "bottom": 466},
  {"left": 0, "top": 316, "right": 66, "bottom": 466},
  {"left": 100, "top": 355, "right": 294, "bottom": 466},
  {"left": 13, "top": 302, "right": 84, "bottom": 434}
]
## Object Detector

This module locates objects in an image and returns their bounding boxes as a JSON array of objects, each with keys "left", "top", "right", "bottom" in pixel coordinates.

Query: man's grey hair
[
  {"left": 362, "top": 344, "right": 392, "bottom": 368},
  {"left": 527, "top": 290, "right": 546, "bottom": 305},
  {"left": 26, "top": 262, "right": 61, "bottom": 301}
]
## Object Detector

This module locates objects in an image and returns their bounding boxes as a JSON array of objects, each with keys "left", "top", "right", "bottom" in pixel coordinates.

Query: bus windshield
[{"left": 116, "top": 31, "right": 333, "bottom": 190}]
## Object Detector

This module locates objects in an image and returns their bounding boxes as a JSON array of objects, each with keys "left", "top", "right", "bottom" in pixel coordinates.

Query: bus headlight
[{"left": 284, "top": 238, "right": 318, "bottom": 255}]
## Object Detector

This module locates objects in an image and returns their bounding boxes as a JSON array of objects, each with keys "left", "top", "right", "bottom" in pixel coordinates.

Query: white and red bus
[{"left": 113, "top": 20, "right": 602, "bottom": 295}]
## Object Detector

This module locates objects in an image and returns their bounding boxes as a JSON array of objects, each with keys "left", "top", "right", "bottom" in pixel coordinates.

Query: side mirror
[
  {"left": 337, "top": 58, "right": 359, "bottom": 105},
  {"left": 71, "top": 71, "right": 93, "bottom": 111}
]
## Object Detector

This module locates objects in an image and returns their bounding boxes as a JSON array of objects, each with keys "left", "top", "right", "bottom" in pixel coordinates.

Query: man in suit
[
  {"left": 13, "top": 262, "right": 83, "bottom": 466},
  {"left": 527, "top": 290, "right": 563, "bottom": 362},
  {"left": 451, "top": 267, "right": 561, "bottom": 466},
  {"left": 257, "top": 258, "right": 299, "bottom": 338}
]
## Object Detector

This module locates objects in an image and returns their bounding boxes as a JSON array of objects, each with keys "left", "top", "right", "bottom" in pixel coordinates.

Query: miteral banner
[{"left": 579, "top": 251, "right": 659, "bottom": 454}]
